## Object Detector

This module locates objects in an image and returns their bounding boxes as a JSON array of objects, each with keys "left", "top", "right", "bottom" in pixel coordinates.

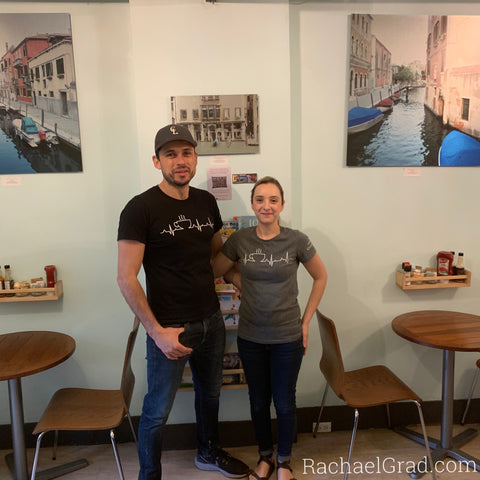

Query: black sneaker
[{"left": 195, "top": 447, "right": 251, "bottom": 478}]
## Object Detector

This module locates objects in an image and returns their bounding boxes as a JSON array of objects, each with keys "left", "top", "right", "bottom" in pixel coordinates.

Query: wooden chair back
[
  {"left": 317, "top": 311, "right": 346, "bottom": 399},
  {"left": 120, "top": 316, "right": 140, "bottom": 410}
]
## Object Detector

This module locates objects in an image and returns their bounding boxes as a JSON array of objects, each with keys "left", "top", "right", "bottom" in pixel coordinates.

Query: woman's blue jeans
[
  {"left": 138, "top": 310, "right": 225, "bottom": 480},
  {"left": 237, "top": 336, "right": 304, "bottom": 462}
]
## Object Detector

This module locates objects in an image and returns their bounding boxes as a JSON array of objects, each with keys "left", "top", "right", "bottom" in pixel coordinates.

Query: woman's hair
[{"left": 250, "top": 176, "right": 285, "bottom": 204}]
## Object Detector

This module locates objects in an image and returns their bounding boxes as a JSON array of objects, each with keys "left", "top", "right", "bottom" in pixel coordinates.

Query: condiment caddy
[
  {"left": 396, "top": 270, "right": 470, "bottom": 290},
  {"left": 396, "top": 252, "right": 471, "bottom": 290},
  {"left": 0, "top": 264, "right": 63, "bottom": 303},
  {"left": 0, "top": 281, "right": 63, "bottom": 302}
]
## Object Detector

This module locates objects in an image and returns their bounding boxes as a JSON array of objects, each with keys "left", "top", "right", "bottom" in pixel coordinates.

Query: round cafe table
[
  {"left": 392, "top": 310, "right": 480, "bottom": 478},
  {"left": 0, "top": 331, "right": 76, "bottom": 480}
]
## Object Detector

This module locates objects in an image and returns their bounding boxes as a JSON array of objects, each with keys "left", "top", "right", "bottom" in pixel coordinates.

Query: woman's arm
[{"left": 301, "top": 253, "right": 328, "bottom": 354}]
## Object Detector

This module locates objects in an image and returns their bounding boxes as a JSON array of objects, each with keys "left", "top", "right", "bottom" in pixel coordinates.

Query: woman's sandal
[
  {"left": 276, "top": 461, "right": 297, "bottom": 480},
  {"left": 250, "top": 454, "right": 275, "bottom": 480}
]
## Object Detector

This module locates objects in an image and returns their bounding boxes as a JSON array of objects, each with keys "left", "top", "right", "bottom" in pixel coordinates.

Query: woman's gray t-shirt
[{"left": 221, "top": 226, "right": 316, "bottom": 344}]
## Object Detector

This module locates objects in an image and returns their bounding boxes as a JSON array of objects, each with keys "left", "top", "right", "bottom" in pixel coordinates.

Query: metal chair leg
[
  {"left": 126, "top": 411, "right": 138, "bottom": 445},
  {"left": 462, "top": 368, "right": 480, "bottom": 425},
  {"left": 344, "top": 408, "right": 359, "bottom": 480},
  {"left": 386, "top": 403, "right": 391, "bottom": 428},
  {"left": 110, "top": 429, "right": 125, "bottom": 480},
  {"left": 30, "top": 432, "right": 46, "bottom": 480},
  {"left": 52, "top": 430, "right": 58, "bottom": 460},
  {"left": 313, "top": 384, "right": 329, "bottom": 438},
  {"left": 414, "top": 400, "right": 437, "bottom": 480}
]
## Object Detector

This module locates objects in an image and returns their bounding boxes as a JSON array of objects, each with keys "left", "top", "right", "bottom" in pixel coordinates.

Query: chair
[
  {"left": 461, "top": 358, "right": 480, "bottom": 425},
  {"left": 30, "top": 316, "right": 140, "bottom": 480},
  {"left": 313, "top": 311, "right": 436, "bottom": 480}
]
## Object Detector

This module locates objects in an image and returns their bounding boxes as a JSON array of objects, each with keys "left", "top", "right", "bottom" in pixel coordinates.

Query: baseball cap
[{"left": 154, "top": 124, "right": 197, "bottom": 155}]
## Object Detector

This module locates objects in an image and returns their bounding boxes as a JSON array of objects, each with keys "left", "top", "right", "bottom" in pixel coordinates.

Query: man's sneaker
[{"left": 195, "top": 447, "right": 251, "bottom": 478}]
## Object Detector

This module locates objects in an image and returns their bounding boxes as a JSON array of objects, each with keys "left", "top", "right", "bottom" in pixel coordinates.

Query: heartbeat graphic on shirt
[
  {"left": 241, "top": 248, "right": 293, "bottom": 267},
  {"left": 160, "top": 215, "right": 215, "bottom": 236}
]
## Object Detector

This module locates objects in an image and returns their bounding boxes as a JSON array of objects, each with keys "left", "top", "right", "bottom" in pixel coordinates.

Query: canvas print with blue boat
[
  {"left": 346, "top": 14, "right": 480, "bottom": 167},
  {"left": 0, "top": 13, "right": 82, "bottom": 174}
]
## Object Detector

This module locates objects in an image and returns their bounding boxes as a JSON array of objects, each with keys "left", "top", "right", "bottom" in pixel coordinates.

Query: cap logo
[{"left": 170, "top": 126, "right": 179, "bottom": 135}]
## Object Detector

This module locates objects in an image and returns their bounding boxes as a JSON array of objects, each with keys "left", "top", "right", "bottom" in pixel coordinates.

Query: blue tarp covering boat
[
  {"left": 21, "top": 116, "right": 38, "bottom": 134},
  {"left": 12, "top": 116, "right": 59, "bottom": 148},
  {"left": 348, "top": 107, "right": 383, "bottom": 135},
  {"left": 439, "top": 130, "right": 480, "bottom": 166}
]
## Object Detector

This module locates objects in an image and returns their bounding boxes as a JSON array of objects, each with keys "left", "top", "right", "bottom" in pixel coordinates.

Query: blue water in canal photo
[
  {"left": 0, "top": 113, "right": 82, "bottom": 174},
  {"left": 347, "top": 87, "right": 447, "bottom": 167}
]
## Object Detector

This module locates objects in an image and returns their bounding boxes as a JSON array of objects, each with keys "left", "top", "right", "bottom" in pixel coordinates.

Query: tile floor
[{"left": 2, "top": 424, "right": 480, "bottom": 479}]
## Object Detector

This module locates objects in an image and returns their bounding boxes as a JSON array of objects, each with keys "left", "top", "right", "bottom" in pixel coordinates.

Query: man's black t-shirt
[{"left": 118, "top": 185, "right": 222, "bottom": 325}]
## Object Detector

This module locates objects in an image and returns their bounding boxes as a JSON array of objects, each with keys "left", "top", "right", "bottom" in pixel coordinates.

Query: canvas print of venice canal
[
  {"left": 347, "top": 14, "right": 480, "bottom": 167},
  {"left": 0, "top": 13, "right": 82, "bottom": 174}
]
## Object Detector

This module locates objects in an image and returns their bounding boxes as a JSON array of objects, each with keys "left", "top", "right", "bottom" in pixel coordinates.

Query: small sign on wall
[
  {"left": 232, "top": 173, "right": 257, "bottom": 184},
  {"left": 207, "top": 167, "right": 232, "bottom": 200}
]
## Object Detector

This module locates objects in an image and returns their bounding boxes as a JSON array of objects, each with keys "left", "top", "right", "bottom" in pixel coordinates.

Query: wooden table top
[
  {"left": 392, "top": 310, "right": 480, "bottom": 352},
  {"left": 0, "top": 331, "right": 75, "bottom": 381}
]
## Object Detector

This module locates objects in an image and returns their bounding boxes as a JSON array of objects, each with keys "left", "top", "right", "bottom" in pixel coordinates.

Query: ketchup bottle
[
  {"left": 44, "top": 265, "right": 56, "bottom": 287},
  {"left": 437, "top": 251, "right": 454, "bottom": 276}
]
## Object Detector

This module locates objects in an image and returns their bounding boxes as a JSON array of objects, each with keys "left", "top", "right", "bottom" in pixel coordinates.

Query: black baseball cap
[{"left": 154, "top": 124, "right": 197, "bottom": 155}]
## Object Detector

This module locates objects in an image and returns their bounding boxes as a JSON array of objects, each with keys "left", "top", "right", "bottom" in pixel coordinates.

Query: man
[{"left": 117, "top": 124, "right": 250, "bottom": 480}]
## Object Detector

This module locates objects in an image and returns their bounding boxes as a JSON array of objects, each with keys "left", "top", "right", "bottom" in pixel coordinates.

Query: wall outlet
[{"left": 313, "top": 421, "right": 331, "bottom": 433}]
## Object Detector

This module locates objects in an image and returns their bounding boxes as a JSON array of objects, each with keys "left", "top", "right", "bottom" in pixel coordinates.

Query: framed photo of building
[
  {"left": 171, "top": 94, "right": 259, "bottom": 155},
  {"left": 0, "top": 13, "right": 82, "bottom": 174},
  {"left": 346, "top": 14, "right": 480, "bottom": 167}
]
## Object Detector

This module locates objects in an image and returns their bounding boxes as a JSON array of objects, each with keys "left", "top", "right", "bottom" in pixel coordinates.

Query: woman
[{"left": 213, "top": 177, "right": 327, "bottom": 480}]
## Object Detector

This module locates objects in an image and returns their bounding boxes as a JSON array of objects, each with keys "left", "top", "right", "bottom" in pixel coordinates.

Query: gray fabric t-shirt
[{"left": 222, "top": 226, "right": 316, "bottom": 344}]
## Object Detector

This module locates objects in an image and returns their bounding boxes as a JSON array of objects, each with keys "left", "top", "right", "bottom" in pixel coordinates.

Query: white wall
[
  {"left": 293, "top": 1, "right": 480, "bottom": 408},
  {"left": 0, "top": 2, "right": 141, "bottom": 424},
  {"left": 129, "top": 0, "right": 292, "bottom": 422},
  {"left": 1, "top": 0, "right": 480, "bottom": 430}
]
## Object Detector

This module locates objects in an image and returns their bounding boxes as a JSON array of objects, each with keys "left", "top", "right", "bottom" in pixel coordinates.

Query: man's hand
[{"left": 153, "top": 326, "right": 192, "bottom": 360}]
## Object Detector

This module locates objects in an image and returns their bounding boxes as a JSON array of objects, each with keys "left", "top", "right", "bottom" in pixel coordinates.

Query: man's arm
[
  {"left": 117, "top": 239, "right": 191, "bottom": 359},
  {"left": 211, "top": 231, "right": 223, "bottom": 259},
  {"left": 211, "top": 231, "right": 241, "bottom": 288}
]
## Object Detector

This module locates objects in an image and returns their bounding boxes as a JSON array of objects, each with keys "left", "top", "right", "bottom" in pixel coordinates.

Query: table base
[
  {"left": 5, "top": 452, "right": 88, "bottom": 480},
  {"left": 395, "top": 426, "right": 480, "bottom": 478}
]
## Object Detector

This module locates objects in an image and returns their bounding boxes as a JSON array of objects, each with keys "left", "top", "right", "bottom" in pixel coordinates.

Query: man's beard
[{"left": 163, "top": 168, "right": 194, "bottom": 187}]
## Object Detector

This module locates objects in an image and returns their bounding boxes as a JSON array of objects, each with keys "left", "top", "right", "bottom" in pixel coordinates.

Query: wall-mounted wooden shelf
[
  {"left": 0, "top": 280, "right": 63, "bottom": 302},
  {"left": 396, "top": 271, "right": 471, "bottom": 290}
]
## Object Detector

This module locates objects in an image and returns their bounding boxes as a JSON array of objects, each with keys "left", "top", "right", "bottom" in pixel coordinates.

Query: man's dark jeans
[{"left": 138, "top": 310, "right": 225, "bottom": 480}]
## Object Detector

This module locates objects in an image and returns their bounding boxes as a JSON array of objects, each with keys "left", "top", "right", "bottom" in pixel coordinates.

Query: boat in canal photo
[
  {"left": 439, "top": 130, "right": 480, "bottom": 166},
  {"left": 11, "top": 116, "right": 59, "bottom": 149},
  {"left": 347, "top": 106, "right": 384, "bottom": 135}
]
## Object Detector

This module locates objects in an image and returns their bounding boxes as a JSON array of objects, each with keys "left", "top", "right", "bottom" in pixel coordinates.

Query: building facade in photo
[
  {"left": 425, "top": 15, "right": 480, "bottom": 139},
  {"left": 171, "top": 94, "right": 259, "bottom": 154},
  {"left": 29, "top": 38, "right": 78, "bottom": 121}
]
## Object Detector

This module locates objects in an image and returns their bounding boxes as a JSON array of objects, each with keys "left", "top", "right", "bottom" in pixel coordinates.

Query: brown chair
[
  {"left": 30, "top": 317, "right": 140, "bottom": 480},
  {"left": 461, "top": 358, "right": 480, "bottom": 425},
  {"left": 313, "top": 311, "right": 436, "bottom": 480}
]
